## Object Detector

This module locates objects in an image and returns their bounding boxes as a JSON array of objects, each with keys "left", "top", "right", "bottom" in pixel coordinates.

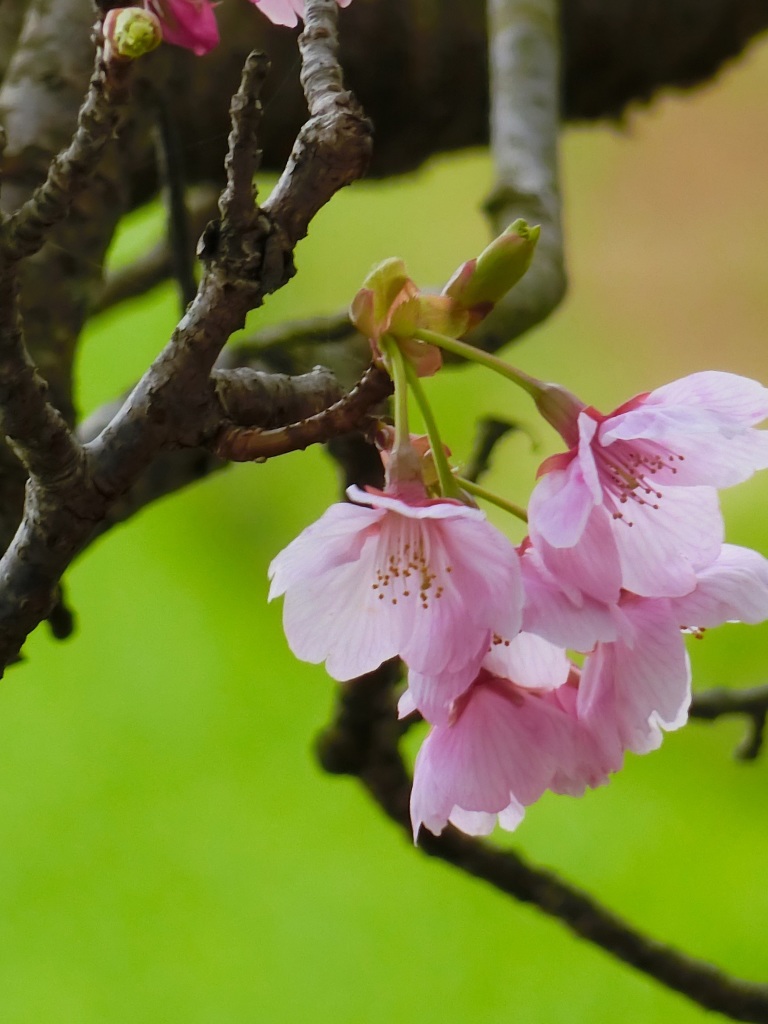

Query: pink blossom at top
[
  {"left": 253, "top": 0, "right": 353, "bottom": 28},
  {"left": 146, "top": 0, "right": 353, "bottom": 55},
  {"left": 268, "top": 484, "right": 524, "bottom": 715},
  {"left": 529, "top": 371, "right": 768, "bottom": 600},
  {"left": 146, "top": 0, "right": 219, "bottom": 54},
  {"left": 409, "top": 634, "right": 613, "bottom": 838}
]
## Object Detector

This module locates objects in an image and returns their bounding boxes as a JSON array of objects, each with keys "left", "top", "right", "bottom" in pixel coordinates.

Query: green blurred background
[{"left": 1, "top": 34, "right": 768, "bottom": 1024}]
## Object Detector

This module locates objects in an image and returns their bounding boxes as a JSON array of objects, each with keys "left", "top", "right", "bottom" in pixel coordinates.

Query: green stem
[
  {"left": 413, "top": 327, "right": 542, "bottom": 399},
  {"left": 380, "top": 335, "right": 410, "bottom": 449},
  {"left": 404, "top": 361, "right": 461, "bottom": 499},
  {"left": 456, "top": 476, "right": 528, "bottom": 523}
]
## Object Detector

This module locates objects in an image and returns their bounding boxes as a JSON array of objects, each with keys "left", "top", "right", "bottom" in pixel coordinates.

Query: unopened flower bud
[
  {"left": 443, "top": 219, "right": 540, "bottom": 322},
  {"left": 104, "top": 7, "right": 163, "bottom": 62}
]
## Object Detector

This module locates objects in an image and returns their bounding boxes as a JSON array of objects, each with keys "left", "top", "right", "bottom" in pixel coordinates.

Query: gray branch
[{"left": 469, "top": 0, "right": 565, "bottom": 354}]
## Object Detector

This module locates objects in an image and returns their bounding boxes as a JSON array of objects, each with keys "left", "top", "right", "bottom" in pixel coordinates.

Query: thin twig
[
  {"left": 462, "top": 416, "right": 519, "bottom": 483},
  {"left": 2, "top": 27, "right": 132, "bottom": 262},
  {"left": 690, "top": 684, "right": 768, "bottom": 760},
  {"left": 219, "top": 51, "right": 270, "bottom": 230},
  {"left": 214, "top": 364, "right": 392, "bottom": 462}
]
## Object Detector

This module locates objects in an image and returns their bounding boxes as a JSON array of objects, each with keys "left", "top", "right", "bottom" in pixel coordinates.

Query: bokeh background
[{"left": 1, "top": 28, "right": 768, "bottom": 1024}]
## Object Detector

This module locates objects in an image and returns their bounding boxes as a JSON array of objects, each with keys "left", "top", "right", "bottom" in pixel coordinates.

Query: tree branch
[
  {"left": 462, "top": 416, "right": 520, "bottom": 484},
  {"left": 0, "top": 263, "right": 85, "bottom": 485},
  {"left": 214, "top": 364, "right": 391, "bottom": 462},
  {"left": 2, "top": 24, "right": 132, "bottom": 263},
  {"left": 469, "top": 0, "right": 565, "bottom": 355},
  {"left": 0, "top": 11, "right": 378, "bottom": 671},
  {"left": 690, "top": 684, "right": 768, "bottom": 760},
  {"left": 263, "top": 0, "right": 373, "bottom": 248}
]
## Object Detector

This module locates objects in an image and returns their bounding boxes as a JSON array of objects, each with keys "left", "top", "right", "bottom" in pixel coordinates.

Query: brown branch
[
  {"left": 212, "top": 364, "right": 343, "bottom": 427},
  {"left": 0, "top": 18, "right": 376, "bottom": 670},
  {"left": 2, "top": 28, "right": 132, "bottom": 262},
  {"left": 214, "top": 364, "right": 392, "bottom": 462},
  {"left": 263, "top": 0, "right": 373, "bottom": 248},
  {"left": 218, "top": 51, "right": 270, "bottom": 230},
  {"left": 0, "top": 263, "right": 85, "bottom": 486},
  {"left": 690, "top": 684, "right": 768, "bottom": 760},
  {"left": 317, "top": 666, "right": 768, "bottom": 1024},
  {"left": 462, "top": 416, "right": 520, "bottom": 484}
]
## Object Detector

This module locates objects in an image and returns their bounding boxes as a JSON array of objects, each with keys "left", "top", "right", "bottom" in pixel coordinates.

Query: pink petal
[
  {"left": 528, "top": 457, "right": 598, "bottom": 548},
  {"left": 579, "top": 598, "right": 691, "bottom": 755},
  {"left": 671, "top": 544, "right": 768, "bottom": 627},
  {"left": 408, "top": 654, "right": 488, "bottom": 725},
  {"left": 410, "top": 677, "right": 581, "bottom": 838},
  {"left": 647, "top": 371, "right": 768, "bottom": 423},
  {"left": 347, "top": 485, "right": 483, "bottom": 521},
  {"left": 270, "top": 489, "right": 522, "bottom": 689},
  {"left": 250, "top": 0, "right": 304, "bottom": 27},
  {"left": 483, "top": 631, "right": 570, "bottom": 690},
  {"left": 613, "top": 486, "right": 723, "bottom": 597},
  {"left": 250, "top": 0, "right": 353, "bottom": 27},
  {"left": 150, "top": 0, "right": 219, "bottom": 54},
  {"left": 600, "top": 372, "right": 768, "bottom": 487},
  {"left": 268, "top": 500, "right": 383, "bottom": 599},
  {"left": 520, "top": 545, "right": 623, "bottom": 651},
  {"left": 530, "top": 503, "right": 623, "bottom": 604},
  {"left": 574, "top": 411, "right": 604, "bottom": 501}
]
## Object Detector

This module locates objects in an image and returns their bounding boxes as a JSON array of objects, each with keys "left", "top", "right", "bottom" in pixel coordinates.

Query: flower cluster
[{"left": 269, "top": 227, "right": 768, "bottom": 840}]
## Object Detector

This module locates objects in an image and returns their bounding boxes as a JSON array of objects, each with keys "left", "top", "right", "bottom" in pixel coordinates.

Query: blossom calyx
[
  {"left": 443, "top": 220, "right": 540, "bottom": 324},
  {"left": 350, "top": 258, "right": 468, "bottom": 377},
  {"left": 103, "top": 8, "right": 163, "bottom": 61}
]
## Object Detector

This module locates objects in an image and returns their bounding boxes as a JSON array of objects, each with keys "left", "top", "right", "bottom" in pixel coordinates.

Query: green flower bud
[
  {"left": 443, "top": 219, "right": 540, "bottom": 318},
  {"left": 104, "top": 7, "right": 163, "bottom": 62}
]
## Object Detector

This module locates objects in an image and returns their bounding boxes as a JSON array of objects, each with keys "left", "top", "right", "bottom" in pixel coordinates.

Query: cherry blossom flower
[
  {"left": 409, "top": 634, "right": 612, "bottom": 838},
  {"left": 253, "top": 0, "right": 353, "bottom": 29},
  {"left": 580, "top": 543, "right": 768, "bottom": 761},
  {"left": 146, "top": 0, "right": 220, "bottom": 55},
  {"left": 529, "top": 371, "right": 768, "bottom": 599},
  {"left": 412, "top": 542, "right": 768, "bottom": 839},
  {"left": 146, "top": 0, "right": 353, "bottom": 55},
  {"left": 268, "top": 484, "right": 524, "bottom": 713}
]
